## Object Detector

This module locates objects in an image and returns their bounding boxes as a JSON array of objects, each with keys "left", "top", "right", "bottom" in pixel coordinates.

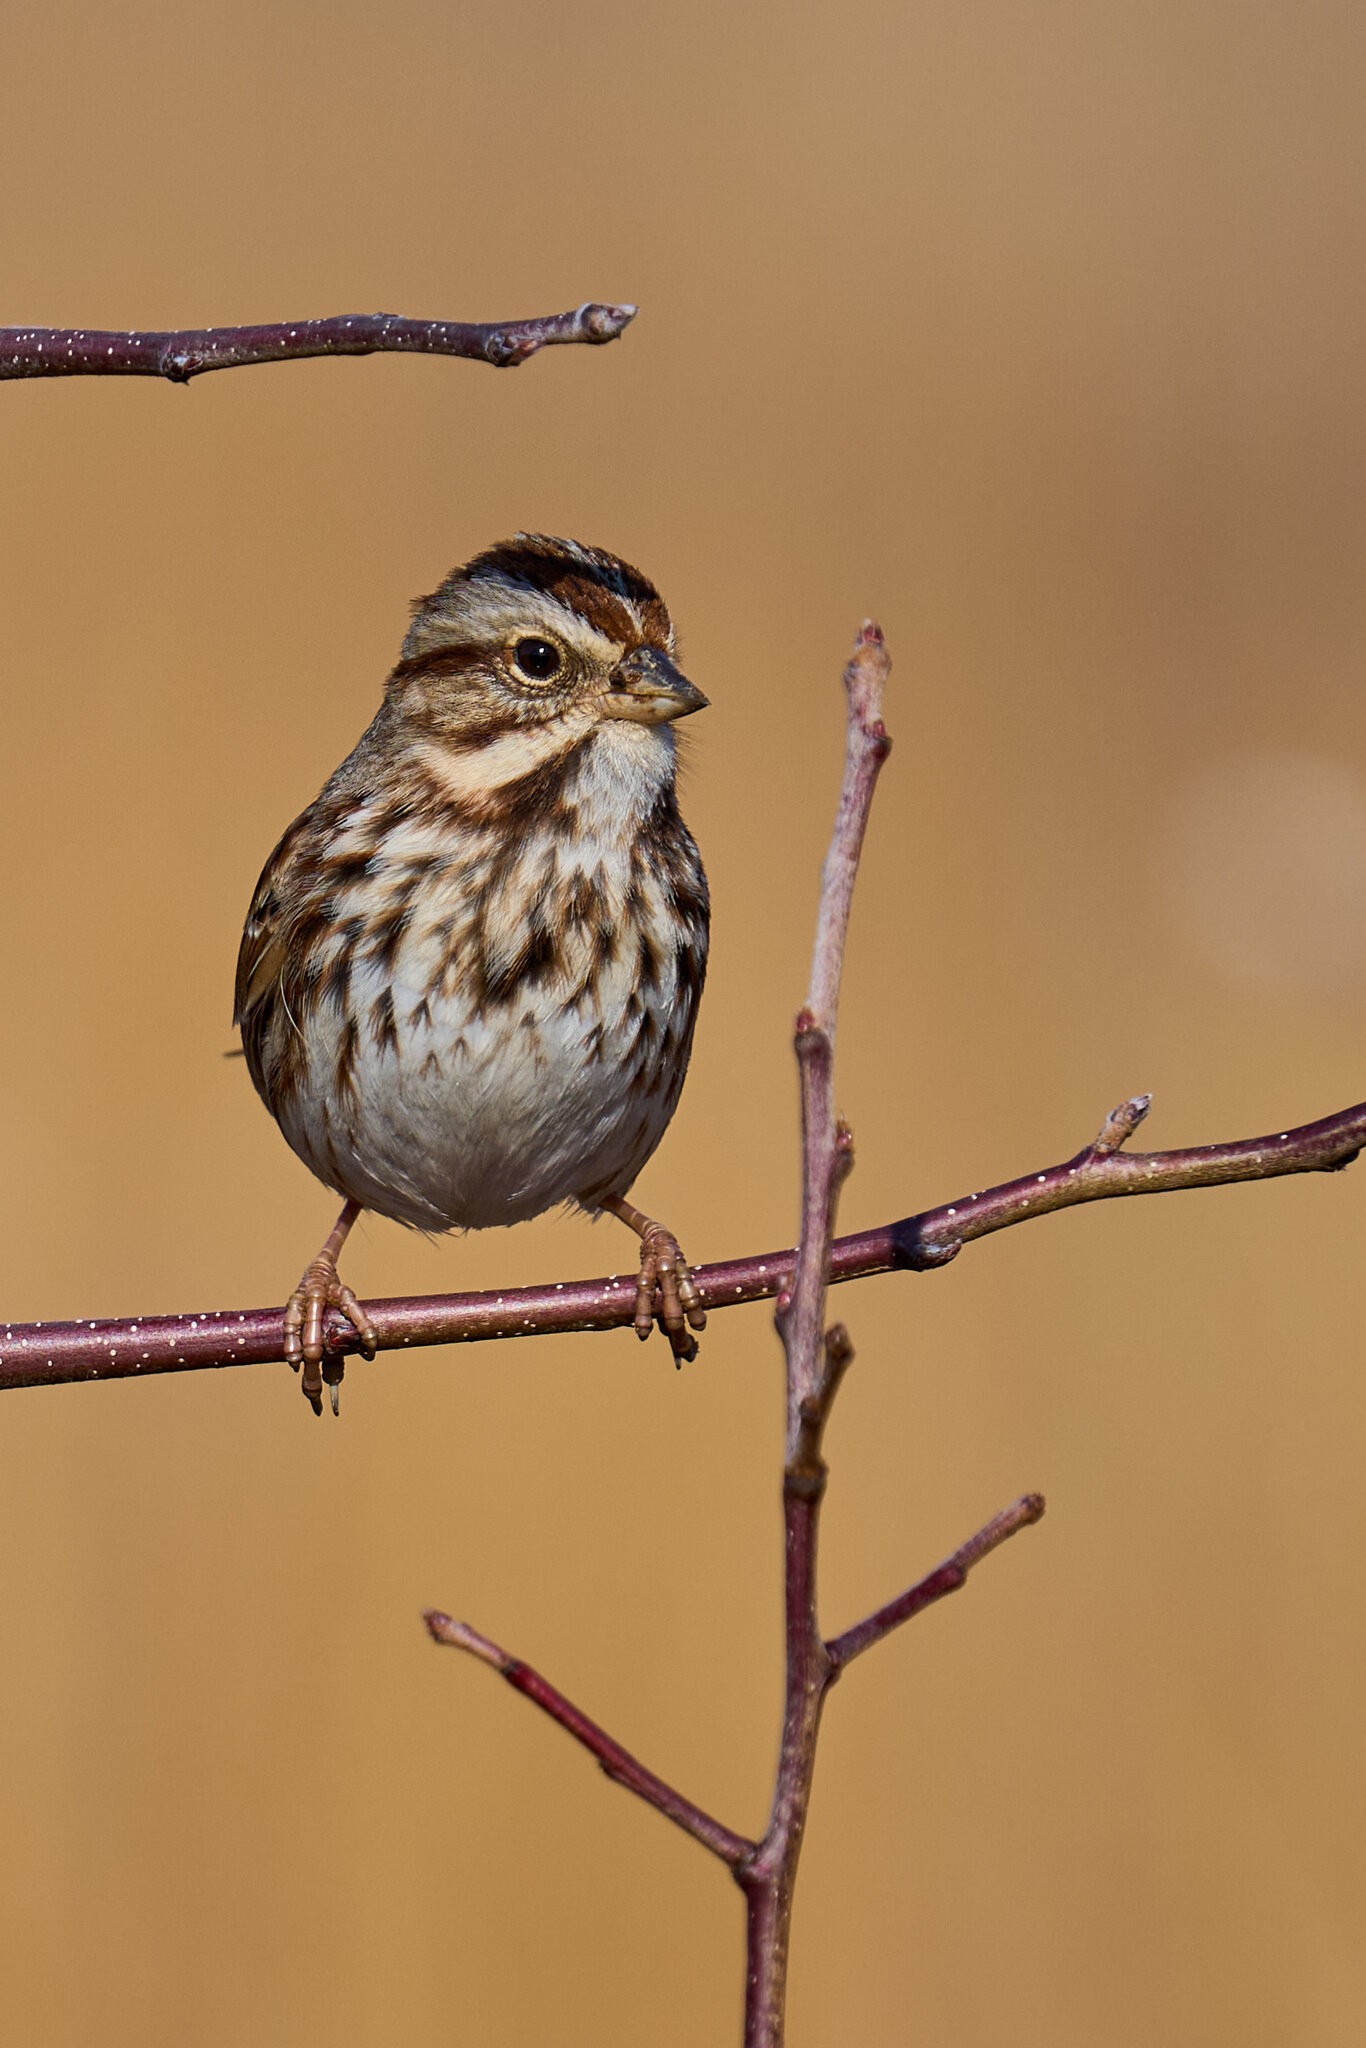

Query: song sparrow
[{"left": 235, "top": 535, "right": 710, "bottom": 1413}]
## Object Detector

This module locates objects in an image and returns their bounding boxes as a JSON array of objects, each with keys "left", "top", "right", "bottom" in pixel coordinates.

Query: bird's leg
[
  {"left": 282, "top": 1199, "right": 378, "bottom": 1416},
  {"left": 597, "top": 1194, "right": 707, "bottom": 1365}
]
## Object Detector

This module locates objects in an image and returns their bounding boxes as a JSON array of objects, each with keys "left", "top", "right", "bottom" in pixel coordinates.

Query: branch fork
[{"left": 423, "top": 1484, "right": 1041, "bottom": 1862}]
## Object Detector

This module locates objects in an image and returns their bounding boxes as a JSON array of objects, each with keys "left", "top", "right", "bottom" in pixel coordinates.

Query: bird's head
[{"left": 385, "top": 536, "right": 707, "bottom": 755}]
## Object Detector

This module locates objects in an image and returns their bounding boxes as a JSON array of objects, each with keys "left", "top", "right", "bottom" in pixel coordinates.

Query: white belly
[{"left": 278, "top": 917, "right": 688, "bottom": 1233}]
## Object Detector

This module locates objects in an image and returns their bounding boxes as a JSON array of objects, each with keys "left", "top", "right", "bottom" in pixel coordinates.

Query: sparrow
[{"left": 235, "top": 536, "right": 710, "bottom": 1412}]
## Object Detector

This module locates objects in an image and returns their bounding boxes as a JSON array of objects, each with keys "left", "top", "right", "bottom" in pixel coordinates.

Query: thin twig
[
  {"left": 0, "top": 303, "right": 636, "bottom": 384},
  {"left": 1, "top": 1092, "right": 1359, "bottom": 1393},
  {"left": 736, "top": 623, "right": 894, "bottom": 2048},
  {"left": 826, "top": 1493, "right": 1046, "bottom": 1673},
  {"left": 423, "top": 1611, "right": 753, "bottom": 1868},
  {"left": 780, "top": 622, "right": 893, "bottom": 1432},
  {"left": 805, "top": 622, "right": 893, "bottom": 1043}
]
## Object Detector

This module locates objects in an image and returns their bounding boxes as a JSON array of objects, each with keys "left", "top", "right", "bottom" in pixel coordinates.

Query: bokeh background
[{"left": 2, "top": 3, "right": 1364, "bottom": 2042}]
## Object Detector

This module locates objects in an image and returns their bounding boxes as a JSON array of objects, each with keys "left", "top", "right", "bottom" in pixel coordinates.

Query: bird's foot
[
  {"left": 282, "top": 1201, "right": 377, "bottom": 1415},
  {"left": 634, "top": 1222, "right": 706, "bottom": 1364},
  {"left": 598, "top": 1196, "right": 707, "bottom": 1365}
]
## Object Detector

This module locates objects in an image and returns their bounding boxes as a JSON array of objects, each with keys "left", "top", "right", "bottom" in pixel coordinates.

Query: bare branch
[
  {"left": 826, "top": 1493, "right": 1046, "bottom": 1673},
  {"left": 423, "top": 1610, "right": 753, "bottom": 1868},
  {"left": 0, "top": 303, "right": 636, "bottom": 384},
  {"left": 732, "top": 624, "right": 896, "bottom": 2046},
  {"left": 0, "top": 1093, "right": 1359, "bottom": 1395},
  {"left": 805, "top": 623, "right": 893, "bottom": 1041},
  {"left": 880, "top": 1092, "right": 1366, "bottom": 1263},
  {"left": 783, "top": 624, "right": 892, "bottom": 1433}
]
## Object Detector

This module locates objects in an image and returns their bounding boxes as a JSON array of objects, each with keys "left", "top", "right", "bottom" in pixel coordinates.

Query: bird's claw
[
  {"left": 632, "top": 1225, "right": 707, "bottom": 1365},
  {"left": 283, "top": 1263, "right": 377, "bottom": 1415}
]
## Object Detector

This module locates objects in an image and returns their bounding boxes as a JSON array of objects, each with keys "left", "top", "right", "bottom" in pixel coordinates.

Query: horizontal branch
[
  {"left": 2, "top": 1092, "right": 1361, "bottom": 1394},
  {"left": 826, "top": 1493, "right": 1046, "bottom": 1673},
  {"left": 423, "top": 1610, "right": 753, "bottom": 1867},
  {"left": 0, "top": 303, "right": 636, "bottom": 384}
]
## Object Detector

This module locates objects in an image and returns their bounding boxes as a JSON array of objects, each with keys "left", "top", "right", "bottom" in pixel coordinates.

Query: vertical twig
[
  {"left": 735, "top": 625, "right": 892, "bottom": 2046},
  {"left": 781, "top": 625, "right": 893, "bottom": 1438}
]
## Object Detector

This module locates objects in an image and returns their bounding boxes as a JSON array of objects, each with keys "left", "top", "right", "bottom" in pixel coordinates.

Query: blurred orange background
[{"left": 2, "top": 3, "right": 1365, "bottom": 2041}]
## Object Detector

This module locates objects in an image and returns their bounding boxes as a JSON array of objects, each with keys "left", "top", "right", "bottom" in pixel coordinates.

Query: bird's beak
[{"left": 601, "top": 646, "right": 709, "bottom": 725}]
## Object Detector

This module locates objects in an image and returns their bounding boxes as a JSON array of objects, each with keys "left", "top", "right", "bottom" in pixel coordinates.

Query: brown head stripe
[{"left": 432, "top": 537, "right": 674, "bottom": 650}]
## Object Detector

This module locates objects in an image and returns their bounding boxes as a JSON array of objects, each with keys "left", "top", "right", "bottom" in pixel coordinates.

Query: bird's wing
[
  {"left": 234, "top": 890, "right": 288, "bottom": 1028},
  {"left": 233, "top": 812, "right": 314, "bottom": 1067}
]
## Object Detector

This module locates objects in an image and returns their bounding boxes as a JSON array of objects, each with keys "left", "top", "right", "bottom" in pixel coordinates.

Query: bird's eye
[{"left": 512, "top": 637, "right": 563, "bottom": 683}]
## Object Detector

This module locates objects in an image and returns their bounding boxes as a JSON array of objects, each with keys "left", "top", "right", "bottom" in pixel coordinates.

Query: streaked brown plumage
[{"left": 235, "top": 536, "right": 710, "bottom": 1412}]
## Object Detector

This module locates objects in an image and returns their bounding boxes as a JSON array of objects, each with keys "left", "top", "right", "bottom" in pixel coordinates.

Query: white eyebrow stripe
[{"left": 442, "top": 576, "right": 625, "bottom": 669}]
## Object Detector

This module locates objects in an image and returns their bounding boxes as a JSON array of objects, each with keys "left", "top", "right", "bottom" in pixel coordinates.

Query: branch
[
  {"left": 2, "top": 1092, "right": 1359, "bottom": 1393},
  {"left": 0, "top": 302, "right": 636, "bottom": 384},
  {"left": 825, "top": 1493, "right": 1046, "bottom": 1673},
  {"left": 806, "top": 624, "right": 893, "bottom": 1040},
  {"left": 423, "top": 1611, "right": 753, "bottom": 1868},
  {"left": 780, "top": 622, "right": 892, "bottom": 1432},
  {"left": 735, "top": 624, "right": 894, "bottom": 2046}
]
